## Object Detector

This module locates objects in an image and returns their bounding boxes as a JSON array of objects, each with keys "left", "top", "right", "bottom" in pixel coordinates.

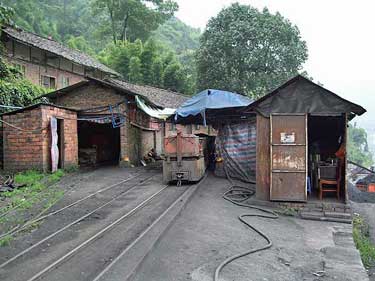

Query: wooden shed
[{"left": 245, "top": 75, "right": 366, "bottom": 203}]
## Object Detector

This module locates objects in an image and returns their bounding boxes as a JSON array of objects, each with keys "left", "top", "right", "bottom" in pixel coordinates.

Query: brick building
[
  {"left": 2, "top": 103, "right": 78, "bottom": 171},
  {"left": 1, "top": 26, "right": 118, "bottom": 90}
]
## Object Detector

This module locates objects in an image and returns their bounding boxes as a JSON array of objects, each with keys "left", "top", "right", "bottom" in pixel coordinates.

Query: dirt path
[{"left": 133, "top": 174, "right": 368, "bottom": 281}]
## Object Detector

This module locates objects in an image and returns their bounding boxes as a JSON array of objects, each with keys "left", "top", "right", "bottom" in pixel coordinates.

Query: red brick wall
[
  {"left": 40, "top": 106, "right": 78, "bottom": 171},
  {"left": 5, "top": 57, "right": 86, "bottom": 90},
  {"left": 53, "top": 82, "right": 151, "bottom": 166},
  {"left": 3, "top": 105, "right": 78, "bottom": 172}
]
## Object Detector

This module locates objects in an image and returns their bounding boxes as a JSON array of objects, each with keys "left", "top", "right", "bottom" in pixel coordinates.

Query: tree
[
  {"left": 140, "top": 39, "right": 157, "bottom": 85},
  {"left": 163, "top": 61, "right": 185, "bottom": 92},
  {"left": 151, "top": 58, "right": 164, "bottom": 87},
  {"left": 128, "top": 56, "right": 143, "bottom": 83},
  {"left": 92, "top": 0, "right": 178, "bottom": 44},
  {"left": 348, "top": 123, "right": 374, "bottom": 168},
  {"left": 196, "top": 3, "right": 308, "bottom": 97}
]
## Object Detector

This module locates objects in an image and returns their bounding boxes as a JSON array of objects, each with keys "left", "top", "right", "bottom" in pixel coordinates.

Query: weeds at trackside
[
  {"left": 353, "top": 214, "right": 375, "bottom": 268},
  {"left": 0, "top": 169, "right": 66, "bottom": 246}
]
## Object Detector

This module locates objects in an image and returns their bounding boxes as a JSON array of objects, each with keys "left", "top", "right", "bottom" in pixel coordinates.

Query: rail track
[
  {"left": 0, "top": 172, "right": 197, "bottom": 281},
  {"left": 0, "top": 171, "right": 155, "bottom": 240},
  {"left": 0, "top": 172, "right": 158, "bottom": 271}
]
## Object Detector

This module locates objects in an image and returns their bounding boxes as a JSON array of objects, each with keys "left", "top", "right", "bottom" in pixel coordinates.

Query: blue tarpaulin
[{"left": 174, "top": 89, "right": 253, "bottom": 125}]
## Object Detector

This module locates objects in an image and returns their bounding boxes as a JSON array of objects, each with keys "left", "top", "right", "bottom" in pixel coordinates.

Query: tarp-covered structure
[
  {"left": 246, "top": 75, "right": 366, "bottom": 119},
  {"left": 174, "top": 89, "right": 253, "bottom": 125},
  {"left": 171, "top": 88, "right": 256, "bottom": 182}
]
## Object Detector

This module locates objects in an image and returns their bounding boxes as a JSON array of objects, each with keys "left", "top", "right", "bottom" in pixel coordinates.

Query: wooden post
[{"left": 256, "top": 114, "right": 270, "bottom": 201}]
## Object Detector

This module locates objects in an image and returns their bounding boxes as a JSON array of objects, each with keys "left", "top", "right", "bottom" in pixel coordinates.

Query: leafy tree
[
  {"left": 0, "top": 59, "right": 47, "bottom": 112},
  {"left": 140, "top": 40, "right": 157, "bottom": 85},
  {"left": 151, "top": 58, "right": 164, "bottom": 87},
  {"left": 163, "top": 61, "right": 185, "bottom": 92},
  {"left": 348, "top": 123, "right": 374, "bottom": 168},
  {"left": 152, "top": 17, "right": 201, "bottom": 54},
  {"left": 66, "top": 36, "right": 95, "bottom": 56},
  {"left": 128, "top": 56, "right": 143, "bottom": 83},
  {"left": 196, "top": 3, "right": 308, "bottom": 97},
  {"left": 92, "top": 0, "right": 178, "bottom": 44}
]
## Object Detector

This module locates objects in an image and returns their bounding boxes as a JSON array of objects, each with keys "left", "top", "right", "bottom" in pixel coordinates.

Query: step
[
  {"left": 300, "top": 211, "right": 352, "bottom": 224},
  {"left": 324, "top": 211, "right": 352, "bottom": 219},
  {"left": 95, "top": 175, "right": 206, "bottom": 281}
]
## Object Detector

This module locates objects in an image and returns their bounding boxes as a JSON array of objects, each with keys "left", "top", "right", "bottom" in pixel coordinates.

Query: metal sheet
[
  {"left": 270, "top": 114, "right": 307, "bottom": 202},
  {"left": 271, "top": 115, "right": 306, "bottom": 145},
  {"left": 271, "top": 172, "right": 306, "bottom": 201},
  {"left": 272, "top": 146, "right": 306, "bottom": 171}
]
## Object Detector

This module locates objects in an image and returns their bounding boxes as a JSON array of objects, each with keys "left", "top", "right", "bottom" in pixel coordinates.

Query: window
[
  {"left": 41, "top": 75, "right": 56, "bottom": 89},
  {"left": 170, "top": 123, "right": 176, "bottom": 131},
  {"left": 195, "top": 124, "right": 200, "bottom": 130},
  {"left": 61, "top": 76, "right": 70, "bottom": 88},
  {"left": 13, "top": 64, "right": 26, "bottom": 77}
]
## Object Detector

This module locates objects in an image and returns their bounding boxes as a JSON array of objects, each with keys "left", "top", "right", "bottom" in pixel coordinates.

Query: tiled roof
[
  {"left": 2, "top": 26, "right": 118, "bottom": 76},
  {"left": 107, "top": 78, "right": 189, "bottom": 109}
]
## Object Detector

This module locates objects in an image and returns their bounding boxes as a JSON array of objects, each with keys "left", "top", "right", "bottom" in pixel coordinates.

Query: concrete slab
[{"left": 132, "top": 174, "right": 368, "bottom": 281}]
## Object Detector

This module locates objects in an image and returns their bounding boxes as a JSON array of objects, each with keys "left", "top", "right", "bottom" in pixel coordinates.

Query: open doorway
[
  {"left": 308, "top": 115, "right": 346, "bottom": 202},
  {"left": 78, "top": 121, "right": 120, "bottom": 166},
  {"left": 56, "top": 119, "right": 64, "bottom": 169}
]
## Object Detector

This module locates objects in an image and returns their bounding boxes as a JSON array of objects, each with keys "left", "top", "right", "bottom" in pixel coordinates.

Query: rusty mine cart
[{"left": 163, "top": 131, "right": 206, "bottom": 185}]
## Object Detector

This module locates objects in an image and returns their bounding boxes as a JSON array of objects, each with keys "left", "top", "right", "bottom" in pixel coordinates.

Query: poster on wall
[
  {"left": 50, "top": 117, "right": 59, "bottom": 172},
  {"left": 280, "top": 132, "right": 295, "bottom": 144}
]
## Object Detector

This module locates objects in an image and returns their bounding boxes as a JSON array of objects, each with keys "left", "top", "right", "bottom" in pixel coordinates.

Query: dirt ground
[{"left": 133, "top": 174, "right": 368, "bottom": 281}]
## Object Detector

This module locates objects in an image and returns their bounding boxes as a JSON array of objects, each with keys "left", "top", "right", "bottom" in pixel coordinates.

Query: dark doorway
[
  {"left": 308, "top": 115, "right": 346, "bottom": 202},
  {"left": 78, "top": 121, "right": 120, "bottom": 166},
  {"left": 57, "top": 119, "right": 64, "bottom": 169}
]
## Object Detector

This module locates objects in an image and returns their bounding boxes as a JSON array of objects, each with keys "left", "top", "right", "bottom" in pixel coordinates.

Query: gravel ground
[
  {"left": 133, "top": 174, "right": 368, "bottom": 281},
  {"left": 0, "top": 165, "right": 173, "bottom": 281}
]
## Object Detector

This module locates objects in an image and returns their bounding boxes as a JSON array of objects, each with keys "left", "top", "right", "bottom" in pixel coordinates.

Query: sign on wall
[{"left": 280, "top": 132, "right": 295, "bottom": 144}]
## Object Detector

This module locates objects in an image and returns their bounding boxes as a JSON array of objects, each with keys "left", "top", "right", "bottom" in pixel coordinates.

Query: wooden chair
[{"left": 318, "top": 160, "right": 342, "bottom": 200}]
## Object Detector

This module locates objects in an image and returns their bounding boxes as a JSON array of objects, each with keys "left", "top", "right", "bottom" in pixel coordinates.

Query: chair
[{"left": 318, "top": 160, "right": 342, "bottom": 200}]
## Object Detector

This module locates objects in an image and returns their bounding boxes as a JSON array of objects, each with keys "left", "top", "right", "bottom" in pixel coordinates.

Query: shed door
[{"left": 270, "top": 114, "right": 307, "bottom": 202}]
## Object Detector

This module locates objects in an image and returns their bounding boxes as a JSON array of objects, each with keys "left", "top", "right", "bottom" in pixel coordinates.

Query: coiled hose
[{"left": 213, "top": 167, "right": 278, "bottom": 281}]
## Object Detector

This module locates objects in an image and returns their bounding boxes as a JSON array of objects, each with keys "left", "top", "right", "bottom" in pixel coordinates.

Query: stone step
[
  {"left": 324, "top": 211, "right": 352, "bottom": 219},
  {"left": 300, "top": 211, "right": 352, "bottom": 224}
]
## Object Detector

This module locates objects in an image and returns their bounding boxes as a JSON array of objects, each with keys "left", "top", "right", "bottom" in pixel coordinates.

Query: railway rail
[
  {"left": 0, "top": 172, "right": 199, "bottom": 281},
  {"left": 0, "top": 172, "right": 158, "bottom": 270},
  {"left": 0, "top": 172, "right": 154, "bottom": 240}
]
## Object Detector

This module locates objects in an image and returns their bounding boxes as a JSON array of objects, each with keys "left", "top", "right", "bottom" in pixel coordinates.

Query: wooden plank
[
  {"left": 270, "top": 114, "right": 307, "bottom": 202},
  {"left": 272, "top": 146, "right": 306, "bottom": 171},
  {"left": 271, "top": 115, "right": 306, "bottom": 145},
  {"left": 271, "top": 172, "right": 306, "bottom": 201},
  {"left": 256, "top": 114, "right": 270, "bottom": 201}
]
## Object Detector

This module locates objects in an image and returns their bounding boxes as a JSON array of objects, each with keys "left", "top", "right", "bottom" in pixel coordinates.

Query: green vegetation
[
  {"left": 353, "top": 214, "right": 375, "bottom": 268},
  {"left": 0, "top": 169, "right": 66, "bottom": 246},
  {"left": 0, "top": 59, "right": 47, "bottom": 113},
  {"left": 348, "top": 123, "right": 374, "bottom": 168},
  {"left": 196, "top": 3, "right": 308, "bottom": 98},
  {"left": 99, "top": 39, "right": 195, "bottom": 93}
]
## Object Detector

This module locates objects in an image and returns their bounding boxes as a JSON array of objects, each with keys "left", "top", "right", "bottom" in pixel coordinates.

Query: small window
[
  {"left": 170, "top": 123, "right": 176, "bottom": 131},
  {"left": 61, "top": 76, "right": 70, "bottom": 88},
  {"left": 195, "top": 124, "right": 200, "bottom": 130},
  {"left": 13, "top": 64, "right": 26, "bottom": 77},
  {"left": 41, "top": 75, "right": 56, "bottom": 89}
]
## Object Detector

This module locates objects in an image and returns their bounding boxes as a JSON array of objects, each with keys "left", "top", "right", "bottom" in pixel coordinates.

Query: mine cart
[{"left": 163, "top": 131, "right": 205, "bottom": 185}]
